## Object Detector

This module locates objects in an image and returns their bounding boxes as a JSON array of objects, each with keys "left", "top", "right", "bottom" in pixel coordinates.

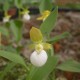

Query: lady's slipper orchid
[
  {"left": 21, "top": 10, "right": 30, "bottom": 21},
  {"left": 37, "top": 10, "right": 50, "bottom": 21},
  {"left": 23, "top": 13, "right": 30, "bottom": 21},
  {"left": 3, "top": 12, "right": 11, "bottom": 23},
  {"left": 30, "top": 27, "right": 51, "bottom": 67}
]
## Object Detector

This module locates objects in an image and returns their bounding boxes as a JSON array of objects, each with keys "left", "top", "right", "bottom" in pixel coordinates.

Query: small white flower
[
  {"left": 23, "top": 13, "right": 30, "bottom": 21},
  {"left": 30, "top": 50, "right": 48, "bottom": 67},
  {"left": 3, "top": 17, "right": 9, "bottom": 23}
]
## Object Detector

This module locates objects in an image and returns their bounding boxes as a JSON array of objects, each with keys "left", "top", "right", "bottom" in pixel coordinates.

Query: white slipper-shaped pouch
[{"left": 30, "top": 50, "right": 48, "bottom": 67}]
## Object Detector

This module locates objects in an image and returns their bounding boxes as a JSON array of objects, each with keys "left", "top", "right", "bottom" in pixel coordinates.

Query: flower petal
[
  {"left": 43, "top": 43, "right": 51, "bottom": 50},
  {"left": 30, "top": 27, "right": 43, "bottom": 43},
  {"left": 37, "top": 16, "right": 44, "bottom": 20},
  {"left": 37, "top": 10, "right": 50, "bottom": 21}
]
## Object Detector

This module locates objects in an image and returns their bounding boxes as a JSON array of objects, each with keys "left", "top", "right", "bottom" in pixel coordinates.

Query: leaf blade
[
  {"left": 0, "top": 27, "right": 9, "bottom": 37},
  {"left": 0, "top": 50, "right": 27, "bottom": 68},
  {"left": 40, "top": 6, "right": 58, "bottom": 36},
  {"left": 48, "top": 32, "right": 70, "bottom": 44},
  {"left": 9, "top": 20, "right": 22, "bottom": 42},
  {"left": 57, "top": 60, "right": 80, "bottom": 72},
  {"left": 3, "top": 0, "right": 10, "bottom": 11},
  {"left": 39, "top": 0, "right": 53, "bottom": 14},
  {"left": 14, "top": 0, "right": 22, "bottom": 8}
]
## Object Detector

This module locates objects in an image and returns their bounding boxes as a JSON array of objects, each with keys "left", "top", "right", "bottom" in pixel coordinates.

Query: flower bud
[
  {"left": 3, "top": 17, "right": 10, "bottom": 23},
  {"left": 30, "top": 50, "right": 48, "bottom": 67},
  {"left": 23, "top": 13, "right": 30, "bottom": 21}
]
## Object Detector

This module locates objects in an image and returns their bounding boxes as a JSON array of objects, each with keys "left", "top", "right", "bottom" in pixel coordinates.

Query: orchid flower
[
  {"left": 3, "top": 12, "right": 11, "bottom": 23},
  {"left": 20, "top": 9, "right": 30, "bottom": 21},
  {"left": 37, "top": 10, "right": 50, "bottom": 21},
  {"left": 30, "top": 27, "right": 51, "bottom": 67}
]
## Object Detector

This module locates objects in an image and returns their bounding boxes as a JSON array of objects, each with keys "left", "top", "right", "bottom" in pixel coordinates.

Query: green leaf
[
  {"left": 0, "top": 50, "right": 27, "bottom": 69},
  {"left": 57, "top": 60, "right": 80, "bottom": 72},
  {"left": 14, "top": 0, "right": 22, "bottom": 8},
  {"left": 39, "top": 0, "right": 53, "bottom": 14},
  {"left": 0, "top": 45, "right": 17, "bottom": 53},
  {"left": 27, "top": 51, "right": 59, "bottom": 80},
  {"left": 48, "top": 32, "right": 70, "bottom": 44},
  {"left": 0, "top": 27, "right": 9, "bottom": 37},
  {"left": 40, "top": 6, "right": 58, "bottom": 36},
  {"left": 3, "top": 0, "right": 10, "bottom": 11},
  {"left": 0, "top": 62, "right": 16, "bottom": 80},
  {"left": 9, "top": 20, "right": 22, "bottom": 42}
]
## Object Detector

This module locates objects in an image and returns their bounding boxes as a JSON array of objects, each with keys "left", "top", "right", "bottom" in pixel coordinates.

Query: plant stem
[{"left": 0, "top": 32, "right": 1, "bottom": 49}]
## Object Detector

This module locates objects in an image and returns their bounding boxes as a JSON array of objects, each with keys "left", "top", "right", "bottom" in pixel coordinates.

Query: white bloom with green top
[
  {"left": 21, "top": 10, "right": 30, "bottom": 21},
  {"left": 3, "top": 17, "right": 9, "bottom": 23},
  {"left": 3, "top": 12, "right": 11, "bottom": 23},
  {"left": 30, "top": 27, "right": 51, "bottom": 67},
  {"left": 23, "top": 13, "right": 30, "bottom": 21}
]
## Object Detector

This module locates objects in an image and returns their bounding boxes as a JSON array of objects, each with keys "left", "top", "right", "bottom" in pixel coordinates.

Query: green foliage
[
  {"left": 39, "top": 0, "right": 53, "bottom": 14},
  {"left": 0, "top": 50, "right": 27, "bottom": 70},
  {"left": 57, "top": 60, "right": 80, "bottom": 72},
  {"left": 0, "top": 27, "right": 9, "bottom": 37},
  {"left": 14, "top": 0, "right": 22, "bottom": 8},
  {"left": 48, "top": 32, "right": 70, "bottom": 44},
  {"left": 40, "top": 6, "right": 58, "bottom": 37},
  {"left": 0, "top": 45, "right": 17, "bottom": 53},
  {"left": 9, "top": 20, "right": 23, "bottom": 42},
  {"left": 3, "top": 0, "right": 10, "bottom": 11}
]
